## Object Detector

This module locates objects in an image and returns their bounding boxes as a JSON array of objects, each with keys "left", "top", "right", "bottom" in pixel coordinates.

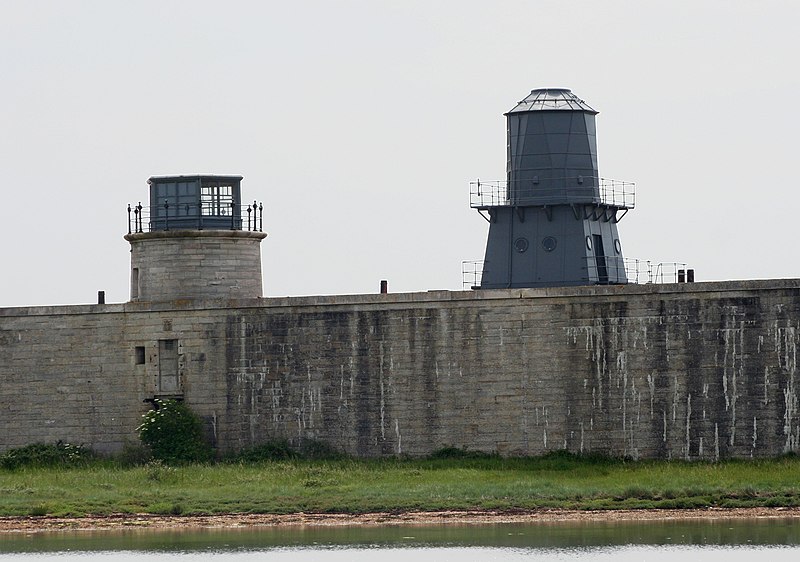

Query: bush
[
  {"left": 0, "top": 441, "right": 94, "bottom": 470},
  {"left": 137, "top": 399, "right": 212, "bottom": 464},
  {"left": 297, "top": 438, "right": 345, "bottom": 460},
  {"left": 231, "top": 440, "right": 298, "bottom": 463},
  {"left": 428, "top": 447, "right": 497, "bottom": 460},
  {"left": 224, "top": 439, "right": 344, "bottom": 462},
  {"left": 143, "top": 459, "right": 176, "bottom": 481},
  {"left": 114, "top": 442, "right": 153, "bottom": 467}
]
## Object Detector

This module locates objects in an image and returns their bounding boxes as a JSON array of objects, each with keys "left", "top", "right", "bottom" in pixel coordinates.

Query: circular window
[
  {"left": 614, "top": 239, "right": 622, "bottom": 254},
  {"left": 514, "top": 237, "right": 529, "bottom": 253},
  {"left": 542, "top": 236, "right": 557, "bottom": 252},
  {"left": 586, "top": 236, "right": 593, "bottom": 250}
]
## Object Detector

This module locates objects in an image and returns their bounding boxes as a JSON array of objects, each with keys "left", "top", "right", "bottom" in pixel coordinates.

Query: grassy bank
[{"left": 2, "top": 452, "right": 800, "bottom": 517}]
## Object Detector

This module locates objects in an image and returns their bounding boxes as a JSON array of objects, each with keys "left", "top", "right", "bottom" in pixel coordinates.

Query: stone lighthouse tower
[
  {"left": 125, "top": 175, "right": 266, "bottom": 301},
  {"left": 472, "top": 88, "right": 634, "bottom": 288}
]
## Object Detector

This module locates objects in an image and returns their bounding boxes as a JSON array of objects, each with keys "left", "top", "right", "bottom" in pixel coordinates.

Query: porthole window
[
  {"left": 542, "top": 236, "right": 557, "bottom": 252},
  {"left": 614, "top": 239, "right": 622, "bottom": 254},
  {"left": 586, "top": 236, "right": 593, "bottom": 251},
  {"left": 514, "top": 237, "right": 529, "bottom": 253}
]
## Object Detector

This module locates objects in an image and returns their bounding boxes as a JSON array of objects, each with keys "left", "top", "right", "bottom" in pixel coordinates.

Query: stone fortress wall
[{"left": 2, "top": 278, "right": 799, "bottom": 459}]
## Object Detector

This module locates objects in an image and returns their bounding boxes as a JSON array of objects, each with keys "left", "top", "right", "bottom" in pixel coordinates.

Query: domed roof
[{"left": 506, "top": 88, "right": 597, "bottom": 114}]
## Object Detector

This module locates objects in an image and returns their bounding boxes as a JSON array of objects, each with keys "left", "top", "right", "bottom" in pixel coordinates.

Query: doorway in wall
[
  {"left": 593, "top": 234, "right": 608, "bottom": 284},
  {"left": 158, "top": 339, "right": 180, "bottom": 394}
]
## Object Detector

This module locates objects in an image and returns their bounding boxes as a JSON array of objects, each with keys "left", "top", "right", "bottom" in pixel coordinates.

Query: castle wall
[{"left": 2, "top": 279, "right": 800, "bottom": 459}]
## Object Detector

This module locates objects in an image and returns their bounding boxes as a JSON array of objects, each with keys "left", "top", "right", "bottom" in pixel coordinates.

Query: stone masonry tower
[
  {"left": 472, "top": 88, "right": 634, "bottom": 288},
  {"left": 125, "top": 175, "right": 267, "bottom": 301}
]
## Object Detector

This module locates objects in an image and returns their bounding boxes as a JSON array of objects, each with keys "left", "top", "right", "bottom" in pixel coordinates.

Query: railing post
[
  {"left": 127, "top": 204, "right": 132, "bottom": 234},
  {"left": 134, "top": 203, "right": 141, "bottom": 233},
  {"left": 230, "top": 202, "right": 235, "bottom": 229},
  {"left": 247, "top": 205, "right": 252, "bottom": 231},
  {"left": 259, "top": 203, "right": 263, "bottom": 232},
  {"left": 164, "top": 200, "right": 169, "bottom": 231}
]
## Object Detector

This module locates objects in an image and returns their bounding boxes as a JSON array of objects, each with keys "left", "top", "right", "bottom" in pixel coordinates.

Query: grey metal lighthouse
[{"left": 472, "top": 88, "right": 634, "bottom": 288}]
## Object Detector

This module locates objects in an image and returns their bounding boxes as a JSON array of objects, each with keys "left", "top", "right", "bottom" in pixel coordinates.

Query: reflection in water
[
  {"left": 1, "top": 546, "right": 800, "bottom": 562},
  {"left": 1, "top": 519, "right": 799, "bottom": 560}
]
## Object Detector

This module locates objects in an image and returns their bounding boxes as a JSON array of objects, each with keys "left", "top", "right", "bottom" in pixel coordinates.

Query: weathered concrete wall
[{"left": 2, "top": 279, "right": 800, "bottom": 459}]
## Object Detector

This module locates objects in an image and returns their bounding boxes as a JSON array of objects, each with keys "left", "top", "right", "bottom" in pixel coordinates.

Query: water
[{"left": 1, "top": 518, "right": 800, "bottom": 560}]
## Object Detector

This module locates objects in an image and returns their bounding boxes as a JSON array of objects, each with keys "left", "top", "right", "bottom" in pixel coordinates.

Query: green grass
[{"left": 2, "top": 452, "right": 800, "bottom": 517}]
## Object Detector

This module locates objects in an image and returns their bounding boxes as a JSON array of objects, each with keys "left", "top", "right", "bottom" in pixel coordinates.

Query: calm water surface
[{"left": 1, "top": 518, "right": 800, "bottom": 560}]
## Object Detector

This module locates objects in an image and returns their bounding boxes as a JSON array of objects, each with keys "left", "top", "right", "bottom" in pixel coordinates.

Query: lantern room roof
[
  {"left": 506, "top": 88, "right": 597, "bottom": 115},
  {"left": 147, "top": 174, "right": 243, "bottom": 184}
]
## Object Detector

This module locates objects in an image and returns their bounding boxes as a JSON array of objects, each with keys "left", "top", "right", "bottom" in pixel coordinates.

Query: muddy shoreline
[{"left": 2, "top": 507, "right": 800, "bottom": 534}]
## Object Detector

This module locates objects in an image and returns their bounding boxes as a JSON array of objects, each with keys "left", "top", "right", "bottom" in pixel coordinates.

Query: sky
[{"left": 1, "top": 0, "right": 798, "bottom": 307}]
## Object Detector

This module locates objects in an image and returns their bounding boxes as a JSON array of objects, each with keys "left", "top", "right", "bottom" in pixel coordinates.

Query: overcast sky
[{"left": 1, "top": 0, "right": 798, "bottom": 307}]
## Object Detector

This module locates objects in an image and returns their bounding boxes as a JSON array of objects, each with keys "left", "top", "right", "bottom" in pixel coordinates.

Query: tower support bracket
[{"left": 613, "top": 208, "right": 629, "bottom": 223}]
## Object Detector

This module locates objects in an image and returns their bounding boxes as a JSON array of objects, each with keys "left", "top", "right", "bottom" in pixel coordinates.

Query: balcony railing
[
  {"left": 461, "top": 260, "right": 485, "bottom": 290},
  {"left": 127, "top": 201, "right": 264, "bottom": 234},
  {"left": 462, "top": 258, "right": 691, "bottom": 288},
  {"left": 584, "top": 257, "right": 692, "bottom": 285},
  {"left": 469, "top": 177, "right": 635, "bottom": 210},
  {"left": 624, "top": 259, "right": 690, "bottom": 284}
]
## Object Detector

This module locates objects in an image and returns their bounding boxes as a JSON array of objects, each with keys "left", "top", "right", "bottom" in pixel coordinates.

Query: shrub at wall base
[{"left": 137, "top": 399, "right": 212, "bottom": 464}]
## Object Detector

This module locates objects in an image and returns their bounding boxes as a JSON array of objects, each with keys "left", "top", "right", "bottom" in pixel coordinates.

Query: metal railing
[
  {"left": 462, "top": 257, "right": 691, "bottom": 288},
  {"left": 461, "top": 260, "right": 484, "bottom": 289},
  {"left": 624, "top": 259, "right": 690, "bottom": 284},
  {"left": 127, "top": 201, "right": 264, "bottom": 234},
  {"left": 598, "top": 178, "right": 636, "bottom": 209},
  {"left": 583, "top": 256, "right": 691, "bottom": 284},
  {"left": 469, "top": 177, "right": 635, "bottom": 209}
]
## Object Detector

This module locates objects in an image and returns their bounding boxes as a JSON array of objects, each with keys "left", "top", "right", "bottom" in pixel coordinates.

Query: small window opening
[
  {"left": 131, "top": 268, "right": 140, "bottom": 299},
  {"left": 135, "top": 346, "right": 146, "bottom": 365}
]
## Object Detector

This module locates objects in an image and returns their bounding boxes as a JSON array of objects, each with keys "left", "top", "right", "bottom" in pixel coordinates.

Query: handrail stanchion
[{"left": 127, "top": 197, "right": 265, "bottom": 234}]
